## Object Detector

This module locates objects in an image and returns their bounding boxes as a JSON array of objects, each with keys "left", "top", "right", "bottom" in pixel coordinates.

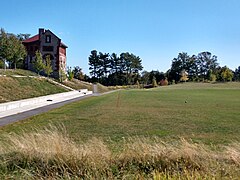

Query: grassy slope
[
  {"left": 63, "top": 79, "right": 110, "bottom": 93},
  {"left": 1, "top": 82, "right": 240, "bottom": 145},
  {"left": 0, "top": 69, "right": 38, "bottom": 76},
  {"left": 62, "top": 79, "right": 93, "bottom": 91},
  {"left": 0, "top": 69, "right": 68, "bottom": 103}
]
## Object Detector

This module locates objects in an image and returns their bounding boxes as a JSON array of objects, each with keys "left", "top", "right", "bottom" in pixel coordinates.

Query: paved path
[
  {"left": 0, "top": 90, "right": 119, "bottom": 127},
  {"left": 0, "top": 94, "right": 93, "bottom": 127}
]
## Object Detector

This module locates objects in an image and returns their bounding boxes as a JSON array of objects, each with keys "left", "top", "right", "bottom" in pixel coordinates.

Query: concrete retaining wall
[{"left": 0, "top": 89, "right": 92, "bottom": 112}]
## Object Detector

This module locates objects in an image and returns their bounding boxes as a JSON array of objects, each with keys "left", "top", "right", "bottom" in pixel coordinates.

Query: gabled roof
[
  {"left": 22, "top": 32, "right": 68, "bottom": 48},
  {"left": 22, "top": 34, "right": 39, "bottom": 43},
  {"left": 60, "top": 42, "right": 68, "bottom": 48}
]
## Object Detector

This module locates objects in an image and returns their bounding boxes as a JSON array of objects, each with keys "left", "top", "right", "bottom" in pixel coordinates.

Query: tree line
[
  {"left": 88, "top": 50, "right": 240, "bottom": 86},
  {"left": 167, "top": 52, "right": 240, "bottom": 83},
  {"left": 1, "top": 28, "right": 240, "bottom": 84},
  {"left": 88, "top": 50, "right": 143, "bottom": 86}
]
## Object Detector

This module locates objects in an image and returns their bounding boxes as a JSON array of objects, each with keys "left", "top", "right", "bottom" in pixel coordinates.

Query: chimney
[{"left": 39, "top": 28, "right": 45, "bottom": 35}]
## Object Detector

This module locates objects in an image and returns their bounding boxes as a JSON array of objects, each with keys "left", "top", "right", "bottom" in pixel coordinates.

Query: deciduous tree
[
  {"left": 0, "top": 28, "right": 26, "bottom": 69},
  {"left": 44, "top": 55, "right": 53, "bottom": 77},
  {"left": 34, "top": 50, "right": 45, "bottom": 75},
  {"left": 233, "top": 66, "right": 240, "bottom": 81}
]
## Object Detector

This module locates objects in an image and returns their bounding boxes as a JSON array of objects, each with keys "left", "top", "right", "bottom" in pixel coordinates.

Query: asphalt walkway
[
  {"left": 0, "top": 90, "right": 118, "bottom": 127},
  {"left": 0, "top": 94, "right": 93, "bottom": 127}
]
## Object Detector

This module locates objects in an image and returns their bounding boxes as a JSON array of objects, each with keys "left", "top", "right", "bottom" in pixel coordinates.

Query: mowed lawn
[{"left": 1, "top": 82, "right": 240, "bottom": 145}]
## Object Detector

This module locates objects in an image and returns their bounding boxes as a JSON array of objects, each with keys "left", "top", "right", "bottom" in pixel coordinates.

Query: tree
[
  {"left": 107, "top": 53, "right": 124, "bottom": 85},
  {"left": 234, "top": 66, "right": 240, "bottom": 81},
  {"left": 110, "top": 53, "right": 120, "bottom": 74},
  {"left": 0, "top": 28, "right": 11, "bottom": 69},
  {"left": 152, "top": 76, "right": 157, "bottom": 87},
  {"left": 0, "top": 59, "right": 4, "bottom": 68},
  {"left": 72, "top": 66, "right": 84, "bottom": 80},
  {"left": 207, "top": 69, "right": 217, "bottom": 82},
  {"left": 34, "top": 50, "right": 45, "bottom": 74},
  {"left": 141, "top": 70, "right": 150, "bottom": 85},
  {"left": 66, "top": 67, "right": 74, "bottom": 81},
  {"left": 99, "top": 52, "right": 110, "bottom": 78},
  {"left": 8, "top": 34, "right": 26, "bottom": 69},
  {"left": 169, "top": 52, "right": 219, "bottom": 82},
  {"left": 17, "top": 33, "right": 31, "bottom": 41},
  {"left": 89, "top": 50, "right": 101, "bottom": 81},
  {"left": 59, "top": 68, "right": 66, "bottom": 82},
  {"left": 120, "top": 52, "right": 143, "bottom": 84},
  {"left": 180, "top": 70, "right": 189, "bottom": 82},
  {"left": 169, "top": 52, "right": 190, "bottom": 82},
  {"left": 0, "top": 28, "right": 26, "bottom": 69},
  {"left": 149, "top": 70, "right": 165, "bottom": 84},
  {"left": 197, "top": 52, "right": 218, "bottom": 81},
  {"left": 220, "top": 66, "right": 233, "bottom": 82},
  {"left": 43, "top": 55, "right": 53, "bottom": 77}
]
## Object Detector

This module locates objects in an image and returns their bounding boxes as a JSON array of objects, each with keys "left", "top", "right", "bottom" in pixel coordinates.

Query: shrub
[
  {"left": 159, "top": 79, "right": 168, "bottom": 86},
  {"left": 152, "top": 77, "right": 158, "bottom": 87}
]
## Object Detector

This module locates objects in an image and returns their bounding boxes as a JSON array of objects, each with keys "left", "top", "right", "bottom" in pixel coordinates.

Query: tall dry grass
[{"left": 0, "top": 125, "right": 239, "bottom": 179}]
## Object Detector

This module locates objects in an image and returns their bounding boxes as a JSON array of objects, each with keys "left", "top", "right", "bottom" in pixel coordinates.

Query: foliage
[
  {"left": 33, "top": 50, "right": 45, "bottom": 74},
  {"left": 180, "top": 70, "right": 189, "bottom": 82},
  {"left": 168, "top": 52, "right": 219, "bottom": 83},
  {"left": 215, "top": 66, "right": 234, "bottom": 82},
  {"left": 59, "top": 69, "right": 67, "bottom": 82},
  {"left": 0, "top": 60, "right": 4, "bottom": 68},
  {"left": 43, "top": 55, "right": 53, "bottom": 77},
  {"left": 88, "top": 50, "right": 143, "bottom": 86},
  {"left": 0, "top": 28, "right": 11, "bottom": 69},
  {"left": 0, "top": 28, "right": 26, "bottom": 69},
  {"left": 159, "top": 79, "right": 168, "bottom": 86},
  {"left": 152, "top": 76, "right": 157, "bottom": 87},
  {"left": 220, "top": 66, "right": 234, "bottom": 81},
  {"left": 135, "top": 80, "right": 140, "bottom": 88},
  {"left": 16, "top": 33, "right": 31, "bottom": 41},
  {"left": 234, "top": 66, "right": 240, "bottom": 81},
  {"left": 73, "top": 66, "right": 84, "bottom": 80},
  {"left": 67, "top": 67, "right": 74, "bottom": 81}
]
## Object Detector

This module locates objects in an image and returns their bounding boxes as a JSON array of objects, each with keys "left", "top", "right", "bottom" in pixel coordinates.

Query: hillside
[
  {"left": 0, "top": 69, "right": 68, "bottom": 103},
  {"left": 63, "top": 79, "right": 110, "bottom": 93}
]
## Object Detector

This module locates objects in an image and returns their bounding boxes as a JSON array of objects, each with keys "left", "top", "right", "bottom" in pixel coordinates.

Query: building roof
[
  {"left": 23, "top": 34, "right": 68, "bottom": 48},
  {"left": 22, "top": 34, "right": 39, "bottom": 43},
  {"left": 60, "top": 42, "right": 68, "bottom": 48}
]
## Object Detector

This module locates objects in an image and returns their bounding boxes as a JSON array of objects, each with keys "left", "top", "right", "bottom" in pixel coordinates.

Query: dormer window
[{"left": 46, "top": 35, "right": 51, "bottom": 43}]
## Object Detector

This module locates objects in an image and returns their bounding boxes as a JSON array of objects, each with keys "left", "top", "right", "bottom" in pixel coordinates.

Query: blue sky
[{"left": 1, "top": 0, "right": 240, "bottom": 74}]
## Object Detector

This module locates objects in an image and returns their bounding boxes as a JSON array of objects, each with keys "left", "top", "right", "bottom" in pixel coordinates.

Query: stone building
[{"left": 22, "top": 28, "right": 68, "bottom": 78}]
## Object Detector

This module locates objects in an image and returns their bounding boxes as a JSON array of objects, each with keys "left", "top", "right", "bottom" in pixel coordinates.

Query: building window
[
  {"left": 45, "top": 35, "right": 51, "bottom": 43},
  {"left": 43, "top": 46, "right": 54, "bottom": 51}
]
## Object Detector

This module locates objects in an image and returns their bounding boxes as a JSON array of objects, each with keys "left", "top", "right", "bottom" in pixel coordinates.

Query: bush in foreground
[{"left": 0, "top": 125, "right": 239, "bottom": 179}]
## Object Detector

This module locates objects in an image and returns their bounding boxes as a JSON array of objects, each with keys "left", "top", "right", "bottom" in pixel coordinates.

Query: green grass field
[
  {"left": 1, "top": 82, "right": 240, "bottom": 145},
  {"left": 1, "top": 82, "right": 240, "bottom": 179}
]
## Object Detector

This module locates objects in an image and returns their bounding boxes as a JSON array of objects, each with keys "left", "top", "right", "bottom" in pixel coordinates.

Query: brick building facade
[{"left": 22, "top": 28, "right": 67, "bottom": 78}]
